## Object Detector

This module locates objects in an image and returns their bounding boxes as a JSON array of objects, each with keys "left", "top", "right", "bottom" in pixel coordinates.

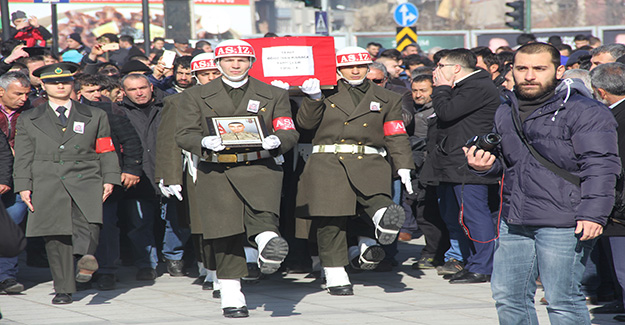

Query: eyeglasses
[
  {"left": 436, "top": 63, "right": 456, "bottom": 69},
  {"left": 371, "top": 78, "right": 385, "bottom": 84}
]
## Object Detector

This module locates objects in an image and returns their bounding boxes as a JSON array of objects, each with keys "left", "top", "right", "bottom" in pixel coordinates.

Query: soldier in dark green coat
[
  {"left": 175, "top": 40, "right": 299, "bottom": 318},
  {"left": 296, "top": 47, "right": 414, "bottom": 296},
  {"left": 155, "top": 52, "right": 226, "bottom": 291},
  {"left": 13, "top": 63, "right": 121, "bottom": 304}
]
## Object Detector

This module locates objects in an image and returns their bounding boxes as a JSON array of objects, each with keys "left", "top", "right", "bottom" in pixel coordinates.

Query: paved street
[{"left": 0, "top": 236, "right": 621, "bottom": 324}]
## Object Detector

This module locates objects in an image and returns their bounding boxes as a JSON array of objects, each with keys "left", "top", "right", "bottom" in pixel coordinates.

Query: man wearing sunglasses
[{"left": 367, "top": 62, "right": 414, "bottom": 128}]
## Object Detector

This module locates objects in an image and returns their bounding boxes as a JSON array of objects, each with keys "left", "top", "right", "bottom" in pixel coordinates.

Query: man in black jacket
[
  {"left": 590, "top": 62, "right": 625, "bottom": 319},
  {"left": 421, "top": 48, "right": 500, "bottom": 283},
  {"left": 74, "top": 74, "right": 143, "bottom": 290},
  {"left": 119, "top": 74, "right": 190, "bottom": 280}
]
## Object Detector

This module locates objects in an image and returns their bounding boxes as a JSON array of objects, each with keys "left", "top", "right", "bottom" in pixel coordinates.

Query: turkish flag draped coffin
[{"left": 243, "top": 36, "right": 337, "bottom": 87}]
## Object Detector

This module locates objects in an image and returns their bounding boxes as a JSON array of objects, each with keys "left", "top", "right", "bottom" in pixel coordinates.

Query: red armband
[
  {"left": 383, "top": 120, "right": 407, "bottom": 136},
  {"left": 96, "top": 137, "right": 115, "bottom": 154},
  {"left": 273, "top": 117, "right": 296, "bottom": 131}
]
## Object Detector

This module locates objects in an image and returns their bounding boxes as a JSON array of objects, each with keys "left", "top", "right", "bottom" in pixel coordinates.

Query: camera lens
[{"left": 485, "top": 133, "right": 502, "bottom": 145}]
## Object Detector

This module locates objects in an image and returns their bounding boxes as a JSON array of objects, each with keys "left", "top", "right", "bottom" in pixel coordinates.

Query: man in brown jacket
[
  {"left": 296, "top": 46, "right": 414, "bottom": 295},
  {"left": 175, "top": 40, "right": 299, "bottom": 318}
]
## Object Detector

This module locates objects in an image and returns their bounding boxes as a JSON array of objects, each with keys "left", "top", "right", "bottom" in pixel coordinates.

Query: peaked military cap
[{"left": 32, "top": 62, "right": 79, "bottom": 83}]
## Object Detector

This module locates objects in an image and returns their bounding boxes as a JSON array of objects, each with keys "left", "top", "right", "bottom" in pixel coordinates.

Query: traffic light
[
  {"left": 505, "top": 1, "right": 525, "bottom": 31},
  {"left": 303, "top": 0, "right": 322, "bottom": 9}
]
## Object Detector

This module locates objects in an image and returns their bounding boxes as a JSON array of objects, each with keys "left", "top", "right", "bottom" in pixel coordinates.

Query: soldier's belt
[
  {"left": 34, "top": 153, "right": 98, "bottom": 162},
  {"left": 312, "top": 144, "right": 385, "bottom": 156},
  {"left": 204, "top": 150, "right": 272, "bottom": 164}
]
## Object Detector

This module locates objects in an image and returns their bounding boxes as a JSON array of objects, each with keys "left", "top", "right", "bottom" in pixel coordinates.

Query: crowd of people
[{"left": 2, "top": 10, "right": 625, "bottom": 322}]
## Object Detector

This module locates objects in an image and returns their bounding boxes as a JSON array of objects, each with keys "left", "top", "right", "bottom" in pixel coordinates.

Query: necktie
[{"left": 56, "top": 106, "right": 68, "bottom": 126}]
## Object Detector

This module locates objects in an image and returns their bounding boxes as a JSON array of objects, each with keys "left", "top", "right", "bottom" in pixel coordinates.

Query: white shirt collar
[
  {"left": 221, "top": 77, "right": 248, "bottom": 88},
  {"left": 610, "top": 97, "right": 625, "bottom": 109},
  {"left": 453, "top": 70, "right": 480, "bottom": 87},
  {"left": 49, "top": 100, "right": 72, "bottom": 117}
]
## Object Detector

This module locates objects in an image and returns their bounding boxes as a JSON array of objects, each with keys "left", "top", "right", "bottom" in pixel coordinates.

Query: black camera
[{"left": 465, "top": 133, "right": 502, "bottom": 152}]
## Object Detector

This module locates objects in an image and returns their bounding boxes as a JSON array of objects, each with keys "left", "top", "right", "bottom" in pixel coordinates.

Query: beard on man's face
[{"left": 514, "top": 76, "right": 558, "bottom": 101}]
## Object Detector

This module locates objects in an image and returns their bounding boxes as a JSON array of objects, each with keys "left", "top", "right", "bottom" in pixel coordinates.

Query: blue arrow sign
[{"left": 393, "top": 3, "right": 419, "bottom": 27}]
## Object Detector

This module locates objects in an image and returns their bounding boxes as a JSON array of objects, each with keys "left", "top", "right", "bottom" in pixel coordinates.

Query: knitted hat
[
  {"left": 565, "top": 50, "right": 590, "bottom": 67},
  {"left": 68, "top": 32, "right": 83, "bottom": 44},
  {"left": 120, "top": 60, "right": 152, "bottom": 75},
  {"left": 11, "top": 11, "right": 27, "bottom": 22}
]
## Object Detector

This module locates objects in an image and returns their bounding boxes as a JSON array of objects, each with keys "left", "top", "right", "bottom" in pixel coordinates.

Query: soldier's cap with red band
[
  {"left": 214, "top": 39, "right": 256, "bottom": 61},
  {"left": 336, "top": 46, "right": 373, "bottom": 68},
  {"left": 191, "top": 53, "right": 217, "bottom": 72}
]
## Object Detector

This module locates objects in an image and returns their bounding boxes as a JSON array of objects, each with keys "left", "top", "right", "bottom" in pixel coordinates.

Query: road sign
[
  {"left": 393, "top": 3, "right": 419, "bottom": 27},
  {"left": 315, "top": 11, "right": 329, "bottom": 35},
  {"left": 396, "top": 27, "right": 418, "bottom": 51}
]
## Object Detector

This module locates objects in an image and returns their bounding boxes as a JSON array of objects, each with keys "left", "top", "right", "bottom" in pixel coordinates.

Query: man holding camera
[
  {"left": 421, "top": 48, "right": 500, "bottom": 283},
  {"left": 465, "top": 43, "right": 620, "bottom": 324}
]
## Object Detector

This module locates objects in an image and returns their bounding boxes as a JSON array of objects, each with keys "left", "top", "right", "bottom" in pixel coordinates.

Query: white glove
[
  {"left": 159, "top": 179, "right": 171, "bottom": 198},
  {"left": 201, "top": 136, "right": 225, "bottom": 152},
  {"left": 262, "top": 135, "right": 281, "bottom": 150},
  {"left": 168, "top": 185, "right": 183, "bottom": 201},
  {"left": 271, "top": 80, "right": 290, "bottom": 90},
  {"left": 299, "top": 78, "right": 322, "bottom": 100},
  {"left": 397, "top": 169, "right": 414, "bottom": 195}
]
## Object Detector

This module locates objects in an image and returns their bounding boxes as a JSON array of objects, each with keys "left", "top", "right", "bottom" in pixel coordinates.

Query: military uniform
[
  {"left": 155, "top": 94, "right": 198, "bottom": 228},
  {"left": 221, "top": 131, "right": 260, "bottom": 141},
  {"left": 175, "top": 77, "right": 299, "bottom": 278},
  {"left": 296, "top": 79, "right": 413, "bottom": 266},
  {"left": 13, "top": 101, "right": 121, "bottom": 293},
  {"left": 155, "top": 93, "right": 204, "bottom": 257}
]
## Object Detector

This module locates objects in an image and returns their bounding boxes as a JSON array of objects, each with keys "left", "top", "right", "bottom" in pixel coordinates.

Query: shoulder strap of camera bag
[{"left": 510, "top": 106, "right": 581, "bottom": 187}]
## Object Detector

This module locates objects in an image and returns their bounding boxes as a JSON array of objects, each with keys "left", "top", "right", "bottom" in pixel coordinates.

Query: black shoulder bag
[
  {"left": 511, "top": 105, "right": 625, "bottom": 224},
  {"left": 510, "top": 107, "right": 581, "bottom": 187}
]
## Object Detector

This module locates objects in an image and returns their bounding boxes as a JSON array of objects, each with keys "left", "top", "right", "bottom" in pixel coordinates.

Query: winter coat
[
  {"left": 295, "top": 80, "right": 413, "bottom": 217},
  {"left": 478, "top": 87, "right": 621, "bottom": 227},
  {"left": 13, "top": 101, "right": 121, "bottom": 236},
  {"left": 175, "top": 77, "right": 299, "bottom": 238},
  {"left": 421, "top": 69, "right": 500, "bottom": 185},
  {"left": 604, "top": 100, "right": 625, "bottom": 236},
  {"left": 119, "top": 88, "right": 168, "bottom": 194}
]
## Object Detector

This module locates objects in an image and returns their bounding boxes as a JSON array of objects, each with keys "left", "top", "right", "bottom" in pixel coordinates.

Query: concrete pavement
[{"left": 0, "top": 236, "right": 621, "bottom": 324}]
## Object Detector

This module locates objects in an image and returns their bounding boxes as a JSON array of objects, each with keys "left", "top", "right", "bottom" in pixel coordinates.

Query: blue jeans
[
  {"left": 492, "top": 220, "right": 594, "bottom": 325},
  {"left": 381, "top": 179, "right": 401, "bottom": 260},
  {"left": 437, "top": 183, "right": 471, "bottom": 263},
  {"left": 126, "top": 198, "right": 159, "bottom": 269},
  {"left": 161, "top": 199, "right": 190, "bottom": 261},
  {"left": 0, "top": 194, "right": 28, "bottom": 281},
  {"left": 609, "top": 237, "right": 625, "bottom": 306}
]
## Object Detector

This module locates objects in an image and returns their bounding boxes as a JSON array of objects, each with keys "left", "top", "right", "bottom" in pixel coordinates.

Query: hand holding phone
[
  {"left": 161, "top": 50, "right": 177, "bottom": 69},
  {"left": 102, "top": 43, "right": 120, "bottom": 51}
]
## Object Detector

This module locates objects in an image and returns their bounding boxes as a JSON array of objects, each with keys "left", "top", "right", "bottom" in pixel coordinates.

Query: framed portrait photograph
[{"left": 207, "top": 116, "right": 268, "bottom": 152}]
